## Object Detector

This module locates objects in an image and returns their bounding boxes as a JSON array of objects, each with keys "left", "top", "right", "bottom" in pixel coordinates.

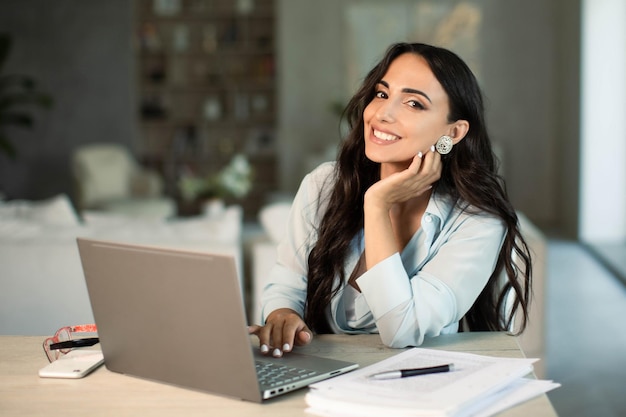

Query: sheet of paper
[
  {"left": 305, "top": 348, "right": 556, "bottom": 417},
  {"left": 305, "top": 378, "right": 560, "bottom": 417},
  {"left": 459, "top": 378, "right": 560, "bottom": 417}
]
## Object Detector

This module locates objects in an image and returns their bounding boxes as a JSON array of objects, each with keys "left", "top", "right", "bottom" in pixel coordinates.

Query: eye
[
  {"left": 407, "top": 100, "right": 425, "bottom": 110},
  {"left": 374, "top": 90, "right": 388, "bottom": 99}
]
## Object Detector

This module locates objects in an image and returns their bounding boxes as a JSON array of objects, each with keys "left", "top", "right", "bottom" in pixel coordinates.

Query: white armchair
[{"left": 72, "top": 143, "right": 175, "bottom": 219}]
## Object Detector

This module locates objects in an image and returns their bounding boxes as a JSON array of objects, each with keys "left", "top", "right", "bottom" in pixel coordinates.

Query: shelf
[
  {"left": 133, "top": 0, "right": 277, "bottom": 220},
  {"left": 136, "top": 0, "right": 275, "bottom": 20}
]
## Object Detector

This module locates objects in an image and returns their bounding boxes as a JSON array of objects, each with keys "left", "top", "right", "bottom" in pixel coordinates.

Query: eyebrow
[{"left": 379, "top": 80, "right": 432, "bottom": 103}]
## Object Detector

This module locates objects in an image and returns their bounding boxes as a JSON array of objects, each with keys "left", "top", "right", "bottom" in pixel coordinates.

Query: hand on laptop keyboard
[{"left": 248, "top": 308, "right": 313, "bottom": 358}]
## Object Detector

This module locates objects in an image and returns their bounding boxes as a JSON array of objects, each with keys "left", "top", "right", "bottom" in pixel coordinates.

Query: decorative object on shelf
[
  {"left": 178, "top": 153, "right": 253, "bottom": 202},
  {"left": 140, "top": 95, "right": 167, "bottom": 119},
  {"left": 172, "top": 24, "right": 189, "bottom": 52},
  {"left": 139, "top": 22, "right": 161, "bottom": 52},
  {"left": 146, "top": 54, "right": 167, "bottom": 83},
  {"left": 153, "top": 0, "right": 181, "bottom": 16},
  {"left": 202, "top": 95, "right": 222, "bottom": 121},
  {"left": 172, "top": 124, "right": 198, "bottom": 155},
  {"left": 244, "top": 129, "right": 275, "bottom": 155},
  {"left": 233, "top": 93, "right": 249, "bottom": 120},
  {"left": 251, "top": 93, "right": 269, "bottom": 114},
  {"left": 236, "top": 0, "right": 255, "bottom": 16}
]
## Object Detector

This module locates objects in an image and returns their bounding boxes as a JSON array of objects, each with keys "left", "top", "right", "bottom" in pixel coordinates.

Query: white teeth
[{"left": 373, "top": 129, "right": 399, "bottom": 141}]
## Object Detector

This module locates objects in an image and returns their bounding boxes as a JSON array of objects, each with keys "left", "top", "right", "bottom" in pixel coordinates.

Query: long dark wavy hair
[{"left": 304, "top": 43, "right": 532, "bottom": 335}]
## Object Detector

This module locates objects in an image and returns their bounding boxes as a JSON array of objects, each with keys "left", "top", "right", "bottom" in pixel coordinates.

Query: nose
[{"left": 376, "top": 99, "right": 397, "bottom": 123}]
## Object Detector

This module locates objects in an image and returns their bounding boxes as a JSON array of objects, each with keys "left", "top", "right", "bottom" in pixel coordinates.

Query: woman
[{"left": 250, "top": 42, "right": 532, "bottom": 358}]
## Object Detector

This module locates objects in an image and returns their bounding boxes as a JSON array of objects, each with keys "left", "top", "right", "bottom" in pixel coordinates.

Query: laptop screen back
[{"left": 77, "top": 238, "right": 262, "bottom": 402}]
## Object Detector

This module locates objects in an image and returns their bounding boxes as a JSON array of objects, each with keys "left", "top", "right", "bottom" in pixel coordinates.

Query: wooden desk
[{"left": 0, "top": 332, "right": 556, "bottom": 416}]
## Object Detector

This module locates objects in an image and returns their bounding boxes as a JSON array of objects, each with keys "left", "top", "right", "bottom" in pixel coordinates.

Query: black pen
[
  {"left": 369, "top": 363, "right": 454, "bottom": 380},
  {"left": 49, "top": 337, "right": 100, "bottom": 351}
]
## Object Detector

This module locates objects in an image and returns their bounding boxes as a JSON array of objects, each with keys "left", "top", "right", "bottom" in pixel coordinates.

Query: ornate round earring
[{"left": 435, "top": 135, "right": 453, "bottom": 155}]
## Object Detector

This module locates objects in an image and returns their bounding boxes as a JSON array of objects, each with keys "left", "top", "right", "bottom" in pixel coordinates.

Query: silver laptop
[{"left": 76, "top": 237, "right": 358, "bottom": 402}]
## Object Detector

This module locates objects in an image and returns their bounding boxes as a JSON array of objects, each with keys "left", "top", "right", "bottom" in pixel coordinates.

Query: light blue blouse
[{"left": 261, "top": 162, "right": 506, "bottom": 347}]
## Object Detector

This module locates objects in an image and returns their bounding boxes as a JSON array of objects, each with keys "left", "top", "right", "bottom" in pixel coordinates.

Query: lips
[{"left": 373, "top": 129, "right": 400, "bottom": 142}]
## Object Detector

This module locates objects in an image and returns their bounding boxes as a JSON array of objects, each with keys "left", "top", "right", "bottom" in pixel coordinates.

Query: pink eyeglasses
[{"left": 42, "top": 324, "right": 99, "bottom": 362}]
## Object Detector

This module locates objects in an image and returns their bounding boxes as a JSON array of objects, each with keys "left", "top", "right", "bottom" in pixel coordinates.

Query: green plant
[
  {"left": 178, "top": 154, "right": 253, "bottom": 201},
  {"left": 0, "top": 33, "right": 52, "bottom": 160}
]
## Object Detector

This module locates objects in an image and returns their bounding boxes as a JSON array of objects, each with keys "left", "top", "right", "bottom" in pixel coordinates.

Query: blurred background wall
[{"left": 0, "top": 1, "right": 135, "bottom": 201}]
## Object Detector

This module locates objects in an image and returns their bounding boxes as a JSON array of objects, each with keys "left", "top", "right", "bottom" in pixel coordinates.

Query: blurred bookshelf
[{"left": 133, "top": 0, "right": 277, "bottom": 219}]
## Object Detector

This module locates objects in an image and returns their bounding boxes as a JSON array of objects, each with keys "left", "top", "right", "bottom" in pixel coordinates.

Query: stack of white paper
[{"left": 305, "top": 348, "right": 559, "bottom": 417}]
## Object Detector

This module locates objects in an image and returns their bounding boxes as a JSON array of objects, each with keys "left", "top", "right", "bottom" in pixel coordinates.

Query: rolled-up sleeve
[{"left": 260, "top": 163, "right": 334, "bottom": 322}]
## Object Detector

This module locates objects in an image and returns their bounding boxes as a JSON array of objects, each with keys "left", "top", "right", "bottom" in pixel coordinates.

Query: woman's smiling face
[{"left": 363, "top": 53, "right": 454, "bottom": 169}]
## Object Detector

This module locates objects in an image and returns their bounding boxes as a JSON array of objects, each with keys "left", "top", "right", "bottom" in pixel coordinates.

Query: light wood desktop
[{"left": 0, "top": 332, "right": 556, "bottom": 417}]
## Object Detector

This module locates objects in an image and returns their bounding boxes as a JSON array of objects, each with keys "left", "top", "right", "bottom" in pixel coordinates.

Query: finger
[
  {"left": 281, "top": 318, "right": 308, "bottom": 352},
  {"left": 248, "top": 325, "right": 260, "bottom": 335},
  {"left": 407, "top": 152, "right": 424, "bottom": 174},
  {"left": 271, "top": 321, "right": 285, "bottom": 357},
  {"left": 419, "top": 148, "right": 436, "bottom": 176},
  {"left": 427, "top": 150, "right": 442, "bottom": 181},
  {"left": 280, "top": 323, "right": 298, "bottom": 352},
  {"left": 419, "top": 149, "right": 442, "bottom": 183},
  {"left": 295, "top": 328, "right": 313, "bottom": 346},
  {"left": 257, "top": 324, "right": 273, "bottom": 354},
  {"left": 430, "top": 144, "right": 442, "bottom": 161}
]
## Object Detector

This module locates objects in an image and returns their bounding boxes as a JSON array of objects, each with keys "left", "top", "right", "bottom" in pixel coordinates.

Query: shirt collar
[{"left": 424, "top": 190, "right": 456, "bottom": 233}]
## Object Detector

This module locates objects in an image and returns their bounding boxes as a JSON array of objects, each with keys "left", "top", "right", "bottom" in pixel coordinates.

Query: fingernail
[
  {"left": 272, "top": 348, "right": 283, "bottom": 357},
  {"left": 417, "top": 151, "right": 423, "bottom": 158},
  {"left": 260, "top": 344, "right": 269, "bottom": 353},
  {"left": 430, "top": 145, "right": 435, "bottom": 152},
  {"left": 282, "top": 343, "right": 291, "bottom": 352}
]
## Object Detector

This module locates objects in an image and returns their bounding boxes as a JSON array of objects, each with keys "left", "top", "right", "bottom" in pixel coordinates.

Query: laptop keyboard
[{"left": 255, "top": 360, "right": 319, "bottom": 387}]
